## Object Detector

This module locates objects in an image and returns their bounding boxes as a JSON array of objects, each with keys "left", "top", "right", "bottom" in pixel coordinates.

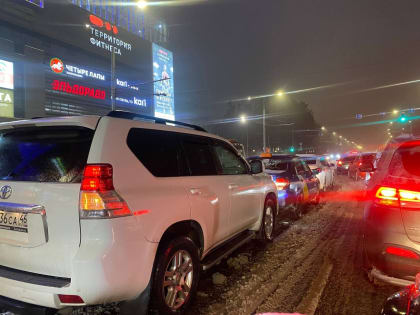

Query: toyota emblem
[{"left": 0, "top": 185, "right": 12, "bottom": 200}]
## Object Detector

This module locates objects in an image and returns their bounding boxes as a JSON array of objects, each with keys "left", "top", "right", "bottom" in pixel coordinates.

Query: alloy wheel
[{"left": 162, "top": 250, "right": 194, "bottom": 310}]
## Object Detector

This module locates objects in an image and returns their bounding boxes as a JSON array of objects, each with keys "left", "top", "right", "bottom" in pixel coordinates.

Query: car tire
[
  {"left": 151, "top": 236, "right": 200, "bottom": 315},
  {"left": 259, "top": 198, "right": 276, "bottom": 242},
  {"left": 290, "top": 193, "right": 304, "bottom": 220},
  {"left": 312, "top": 189, "right": 320, "bottom": 205}
]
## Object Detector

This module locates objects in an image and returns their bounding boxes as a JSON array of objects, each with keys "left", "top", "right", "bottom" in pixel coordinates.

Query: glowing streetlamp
[
  {"left": 240, "top": 115, "right": 247, "bottom": 124},
  {"left": 277, "top": 91, "right": 284, "bottom": 97},
  {"left": 137, "top": 0, "right": 148, "bottom": 9}
]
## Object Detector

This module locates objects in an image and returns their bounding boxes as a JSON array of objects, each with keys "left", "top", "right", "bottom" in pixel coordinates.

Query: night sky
[{"left": 155, "top": 0, "right": 420, "bottom": 151}]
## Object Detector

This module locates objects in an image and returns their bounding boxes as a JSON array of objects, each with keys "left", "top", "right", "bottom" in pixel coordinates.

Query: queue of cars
[
  {"left": 0, "top": 112, "right": 280, "bottom": 315},
  {"left": 0, "top": 112, "right": 340, "bottom": 315}
]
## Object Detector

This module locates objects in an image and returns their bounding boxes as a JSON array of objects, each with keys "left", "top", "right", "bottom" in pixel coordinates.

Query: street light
[
  {"left": 393, "top": 109, "right": 399, "bottom": 115},
  {"left": 137, "top": 0, "right": 148, "bottom": 9},
  {"left": 321, "top": 126, "right": 326, "bottom": 131},
  {"left": 247, "top": 96, "right": 251, "bottom": 101},
  {"left": 277, "top": 91, "right": 284, "bottom": 97},
  {"left": 332, "top": 131, "right": 336, "bottom": 136},
  {"left": 240, "top": 115, "right": 248, "bottom": 155}
]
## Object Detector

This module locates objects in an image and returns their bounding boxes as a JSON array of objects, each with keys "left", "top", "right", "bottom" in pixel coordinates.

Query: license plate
[{"left": 0, "top": 211, "right": 28, "bottom": 233}]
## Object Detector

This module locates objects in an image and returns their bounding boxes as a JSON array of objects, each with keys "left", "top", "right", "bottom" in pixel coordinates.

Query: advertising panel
[
  {"left": 153, "top": 44, "right": 174, "bottom": 120},
  {"left": 0, "top": 59, "right": 14, "bottom": 117},
  {"left": 0, "top": 60, "right": 14, "bottom": 90},
  {"left": 46, "top": 56, "right": 152, "bottom": 115}
]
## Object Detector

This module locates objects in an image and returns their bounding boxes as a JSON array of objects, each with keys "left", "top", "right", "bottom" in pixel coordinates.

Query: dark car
[
  {"left": 247, "top": 154, "right": 320, "bottom": 219},
  {"left": 364, "top": 136, "right": 420, "bottom": 287},
  {"left": 337, "top": 155, "right": 357, "bottom": 175},
  {"left": 348, "top": 152, "right": 377, "bottom": 180},
  {"left": 381, "top": 274, "right": 420, "bottom": 315}
]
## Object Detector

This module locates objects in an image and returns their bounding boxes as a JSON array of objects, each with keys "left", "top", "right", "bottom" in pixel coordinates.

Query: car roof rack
[{"left": 107, "top": 110, "right": 207, "bottom": 132}]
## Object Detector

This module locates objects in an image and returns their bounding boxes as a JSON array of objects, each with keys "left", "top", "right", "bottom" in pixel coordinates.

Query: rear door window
[
  {"left": 127, "top": 128, "right": 189, "bottom": 177},
  {"left": 389, "top": 142, "right": 420, "bottom": 178},
  {"left": 181, "top": 136, "right": 218, "bottom": 176},
  {"left": 0, "top": 126, "right": 93, "bottom": 183}
]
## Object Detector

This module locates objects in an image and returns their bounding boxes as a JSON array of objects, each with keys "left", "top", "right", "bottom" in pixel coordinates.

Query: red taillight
[
  {"left": 375, "top": 186, "right": 420, "bottom": 208},
  {"left": 358, "top": 162, "right": 362, "bottom": 167},
  {"left": 80, "top": 164, "right": 131, "bottom": 219},
  {"left": 275, "top": 178, "right": 290, "bottom": 190},
  {"left": 58, "top": 294, "right": 84, "bottom": 304},
  {"left": 338, "top": 161, "right": 343, "bottom": 165},
  {"left": 386, "top": 246, "right": 420, "bottom": 260},
  {"left": 81, "top": 164, "right": 114, "bottom": 191},
  {"left": 375, "top": 186, "right": 399, "bottom": 206}
]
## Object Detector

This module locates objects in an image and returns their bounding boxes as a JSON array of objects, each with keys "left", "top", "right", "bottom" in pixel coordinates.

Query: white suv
[
  {"left": 0, "top": 111, "right": 277, "bottom": 314},
  {"left": 298, "top": 154, "right": 334, "bottom": 191}
]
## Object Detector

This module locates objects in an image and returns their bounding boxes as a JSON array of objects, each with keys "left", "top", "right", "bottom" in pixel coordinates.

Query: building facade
[{"left": 0, "top": 0, "right": 175, "bottom": 120}]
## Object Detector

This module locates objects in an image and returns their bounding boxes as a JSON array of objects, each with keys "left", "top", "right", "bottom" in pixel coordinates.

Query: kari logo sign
[
  {"left": 50, "top": 58, "right": 64, "bottom": 74},
  {"left": 0, "top": 60, "right": 14, "bottom": 90}
]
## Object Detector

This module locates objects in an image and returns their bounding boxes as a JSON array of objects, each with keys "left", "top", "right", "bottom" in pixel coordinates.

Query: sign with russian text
[
  {"left": 51, "top": 80, "right": 106, "bottom": 100},
  {"left": 0, "top": 88, "right": 14, "bottom": 117}
]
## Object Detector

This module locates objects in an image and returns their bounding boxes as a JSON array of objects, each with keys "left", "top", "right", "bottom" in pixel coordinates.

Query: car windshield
[
  {"left": 305, "top": 159, "right": 317, "bottom": 164},
  {"left": 0, "top": 126, "right": 93, "bottom": 182},
  {"left": 265, "top": 159, "right": 288, "bottom": 171}
]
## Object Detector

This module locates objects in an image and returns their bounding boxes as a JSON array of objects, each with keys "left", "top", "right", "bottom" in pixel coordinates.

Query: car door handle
[
  {"left": 190, "top": 188, "right": 202, "bottom": 195},
  {"left": 228, "top": 184, "right": 239, "bottom": 190}
]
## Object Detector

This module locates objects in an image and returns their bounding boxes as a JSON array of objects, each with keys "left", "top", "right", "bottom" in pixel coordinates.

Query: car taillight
[
  {"left": 275, "top": 178, "right": 290, "bottom": 190},
  {"left": 358, "top": 162, "right": 362, "bottom": 167},
  {"left": 375, "top": 186, "right": 420, "bottom": 208},
  {"left": 386, "top": 246, "right": 420, "bottom": 260},
  {"left": 338, "top": 161, "right": 343, "bottom": 165},
  {"left": 80, "top": 164, "right": 131, "bottom": 219}
]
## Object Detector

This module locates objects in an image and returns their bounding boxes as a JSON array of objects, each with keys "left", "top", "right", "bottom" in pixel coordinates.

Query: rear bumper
[
  {"left": 364, "top": 202, "right": 420, "bottom": 285},
  {"left": 0, "top": 216, "right": 158, "bottom": 309}
]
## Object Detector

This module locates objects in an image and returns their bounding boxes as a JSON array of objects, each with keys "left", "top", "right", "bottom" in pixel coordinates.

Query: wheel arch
[{"left": 157, "top": 220, "right": 205, "bottom": 257}]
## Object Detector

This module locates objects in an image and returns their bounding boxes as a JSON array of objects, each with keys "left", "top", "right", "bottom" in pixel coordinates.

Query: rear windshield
[
  {"left": 306, "top": 159, "right": 317, "bottom": 164},
  {"left": 389, "top": 142, "right": 420, "bottom": 178},
  {"left": 0, "top": 126, "right": 94, "bottom": 182},
  {"left": 343, "top": 156, "right": 356, "bottom": 162},
  {"left": 361, "top": 154, "right": 376, "bottom": 162},
  {"left": 265, "top": 159, "right": 288, "bottom": 171}
]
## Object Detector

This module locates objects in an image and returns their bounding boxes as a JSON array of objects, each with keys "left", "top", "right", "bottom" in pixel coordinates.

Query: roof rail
[{"left": 107, "top": 111, "right": 207, "bottom": 132}]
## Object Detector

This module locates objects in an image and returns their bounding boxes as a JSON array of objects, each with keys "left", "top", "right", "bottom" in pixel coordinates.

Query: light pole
[
  {"left": 252, "top": 90, "right": 284, "bottom": 152},
  {"left": 240, "top": 115, "right": 248, "bottom": 156}
]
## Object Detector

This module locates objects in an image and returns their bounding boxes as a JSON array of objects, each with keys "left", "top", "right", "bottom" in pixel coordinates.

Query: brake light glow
[
  {"left": 386, "top": 246, "right": 419, "bottom": 260},
  {"left": 58, "top": 294, "right": 85, "bottom": 304},
  {"left": 400, "top": 189, "right": 420, "bottom": 203},
  {"left": 275, "top": 178, "right": 289, "bottom": 190},
  {"left": 375, "top": 186, "right": 420, "bottom": 208},
  {"left": 338, "top": 161, "right": 343, "bottom": 165},
  {"left": 358, "top": 162, "right": 362, "bottom": 167},
  {"left": 80, "top": 164, "right": 132, "bottom": 219}
]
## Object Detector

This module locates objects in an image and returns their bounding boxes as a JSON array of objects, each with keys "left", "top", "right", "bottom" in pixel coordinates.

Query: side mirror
[
  {"left": 359, "top": 162, "right": 375, "bottom": 173},
  {"left": 250, "top": 160, "right": 263, "bottom": 174}
]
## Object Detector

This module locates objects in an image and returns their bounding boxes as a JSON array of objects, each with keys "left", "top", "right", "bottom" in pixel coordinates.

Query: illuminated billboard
[
  {"left": 0, "top": 59, "right": 14, "bottom": 117},
  {"left": 153, "top": 44, "right": 174, "bottom": 120}
]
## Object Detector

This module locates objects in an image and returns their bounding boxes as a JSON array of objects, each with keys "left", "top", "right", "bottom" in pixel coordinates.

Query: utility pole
[
  {"left": 262, "top": 98, "right": 266, "bottom": 151},
  {"left": 111, "top": 50, "right": 116, "bottom": 111}
]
